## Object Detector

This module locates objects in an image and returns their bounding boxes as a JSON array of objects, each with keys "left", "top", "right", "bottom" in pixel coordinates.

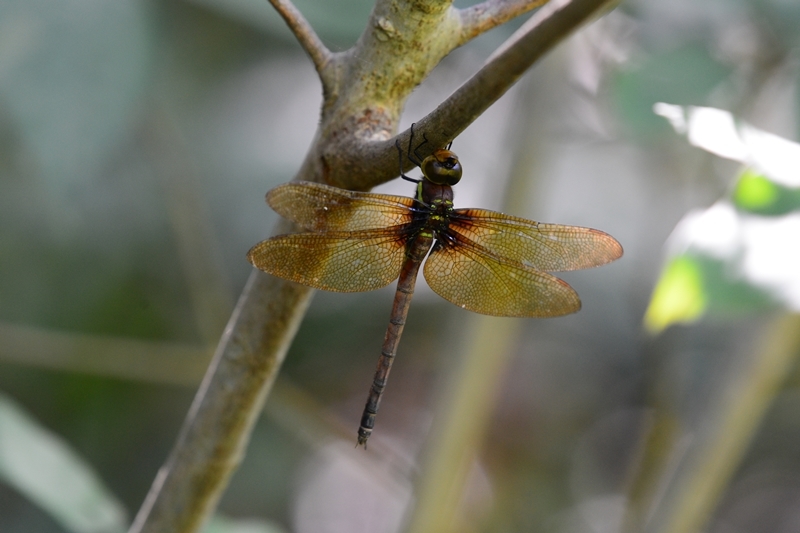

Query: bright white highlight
[{"left": 654, "top": 103, "right": 800, "bottom": 187}]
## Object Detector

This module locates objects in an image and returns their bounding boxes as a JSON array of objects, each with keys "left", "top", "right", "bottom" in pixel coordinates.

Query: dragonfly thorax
[{"left": 418, "top": 178, "right": 455, "bottom": 210}]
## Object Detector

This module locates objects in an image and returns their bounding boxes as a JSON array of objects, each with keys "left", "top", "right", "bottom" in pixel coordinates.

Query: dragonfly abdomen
[{"left": 357, "top": 232, "right": 434, "bottom": 447}]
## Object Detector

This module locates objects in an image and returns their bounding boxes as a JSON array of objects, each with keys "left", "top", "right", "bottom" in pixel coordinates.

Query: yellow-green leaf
[
  {"left": 733, "top": 169, "right": 778, "bottom": 211},
  {"left": 644, "top": 256, "right": 707, "bottom": 334}
]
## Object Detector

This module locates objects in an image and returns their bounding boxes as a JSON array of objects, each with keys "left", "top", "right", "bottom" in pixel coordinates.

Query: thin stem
[
  {"left": 407, "top": 316, "right": 520, "bottom": 533},
  {"left": 405, "top": 81, "right": 549, "bottom": 531},
  {"left": 0, "top": 320, "right": 417, "bottom": 473},
  {"left": 0, "top": 321, "right": 210, "bottom": 387},
  {"left": 148, "top": 108, "right": 233, "bottom": 347},
  {"left": 653, "top": 314, "right": 800, "bottom": 533},
  {"left": 459, "top": 0, "right": 549, "bottom": 45},
  {"left": 267, "top": 0, "right": 335, "bottom": 89}
]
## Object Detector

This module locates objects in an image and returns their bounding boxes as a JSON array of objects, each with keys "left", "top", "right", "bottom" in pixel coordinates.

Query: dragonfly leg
[
  {"left": 396, "top": 138, "right": 419, "bottom": 184},
  {"left": 397, "top": 125, "right": 423, "bottom": 184},
  {"left": 408, "top": 123, "right": 428, "bottom": 166}
]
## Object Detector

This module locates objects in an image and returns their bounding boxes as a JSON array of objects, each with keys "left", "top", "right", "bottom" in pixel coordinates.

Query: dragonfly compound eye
[{"left": 421, "top": 149, "right": 462, "bottom": 186}]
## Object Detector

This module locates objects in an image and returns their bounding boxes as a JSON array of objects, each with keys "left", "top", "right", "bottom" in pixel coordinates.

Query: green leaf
[
  {"left": 733, "top": 168, "right": 800, "bottom": 216},
  {"left": 734, "top": 169, "right": 779, "bottom": 210},
  {"left": 0, "top": 393, "right": 127, "bottom": 533},
  {"left": 644, "top": 256, "right": 707, "bottom": 333},
  {"left": 644, "top": 252, "right": 778, "bottom": 333},
  {"left": 648, "top": 107, "right": 800, "bottom": 329}
]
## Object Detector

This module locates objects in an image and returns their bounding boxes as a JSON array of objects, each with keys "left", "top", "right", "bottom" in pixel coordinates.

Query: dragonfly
[{"left": 247, "top": 127, "right": 623, "bottom": 447}]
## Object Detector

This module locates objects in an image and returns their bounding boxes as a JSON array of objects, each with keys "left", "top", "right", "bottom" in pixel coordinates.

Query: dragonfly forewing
[{"left": 450, "top": 209, "right": 623, "bottom": 272}]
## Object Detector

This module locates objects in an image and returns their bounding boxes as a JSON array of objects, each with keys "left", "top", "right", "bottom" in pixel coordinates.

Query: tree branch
[
  {"left": 417, "top": 0, "right": 619, "bottom": 149},
  {"left": 331, "top": 0, "right": 619, "bottom": 191},
  {"left": 267, "top": 0, "right": 336, "bottom": 90},
  {"left": 128, "top": 268, "right": 314, "bottom": 533},
  {"left": 459, "top": 0, "right": 549, "bottom": 45}
]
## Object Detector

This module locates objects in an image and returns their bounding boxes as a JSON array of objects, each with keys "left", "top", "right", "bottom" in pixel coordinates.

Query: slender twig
[
  {"left": 0, "top": 319, "right": 421, "bottom": 479},
  {"left": 0, "top": 321, "right": 211, "bottom": 387},
  {"left": 324, "top": 0, "right": 619, "bottom": 191},
  {"left": 459, "top": 0, "right": 549, "bottom": 45},
  {"left": 408, "top": 316, "right": 521, "bottom": 533},
  {"left": 149, "top": 108, "right": 233, "bottom": 346},
  {"left": 267, "top": 0, "right": 336, "bottom": 89}
]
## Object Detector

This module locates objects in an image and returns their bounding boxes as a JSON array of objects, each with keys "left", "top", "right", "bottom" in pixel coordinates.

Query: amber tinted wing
[
  {"left": 248, "top": 229, "right": 408, "bottom": 292},
  {"left": 423, "top": 239, "right": 581, "bottom": 318},
  {"left": 267, "top": 181, "right": 416, "bottom": 232},
  {"left": 449, "top": 209, "right": 622, "bottom": 272}
]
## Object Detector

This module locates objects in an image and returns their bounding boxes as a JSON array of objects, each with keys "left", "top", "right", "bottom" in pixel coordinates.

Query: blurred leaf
[
  {"left": 732, "top": 168, "right": 800, "bottom": 215},
  {"left": 0, "top": 392, "right": 127, "bottom": 533},
  {"left": 696, "top": 253, "right": 777, "bottom": 314},
  {"left": 645, "top": 200, "right": 796, "bottom": 332},
  {"left": 646, "top": 104, "right": 800, "bottom": 331},
  {"left": 644, "top": 255, "right": 706, "bottom": 333},
  {"left": 645, "top": 249, "right": 779, "bottom": 333},
  {"left": 733, "top": 169, "right": 779, "bottom": 211},
  {"left": 204, "top": 515, "right": 286, "bottom": 533},
  {"left": 653, "top": 103, "right": 748, "bottom": 160}
]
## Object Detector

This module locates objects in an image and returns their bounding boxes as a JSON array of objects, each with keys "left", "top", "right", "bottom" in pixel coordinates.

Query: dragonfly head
[{"left": 420, "top": 149, "right": 462, "bottom": 186}]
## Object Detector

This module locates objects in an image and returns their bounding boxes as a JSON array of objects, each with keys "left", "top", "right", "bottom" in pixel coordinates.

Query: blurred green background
[{"left": 2, "top": 0, "right": 800, "bottom": 532}]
